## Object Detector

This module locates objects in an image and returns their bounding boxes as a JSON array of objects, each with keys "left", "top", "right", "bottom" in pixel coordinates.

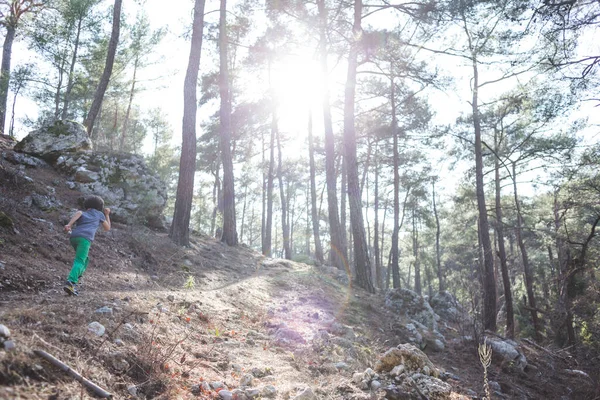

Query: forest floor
[{"left": 1, "top": 144, "right": 599, "bottom": 399}]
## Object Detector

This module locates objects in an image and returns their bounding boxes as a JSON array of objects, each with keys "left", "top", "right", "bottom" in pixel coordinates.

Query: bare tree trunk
[
  {"left": 470, "top": 52, "right": 497, "bottom": 332},
  {"left": 218, "top": 0, "right": 237, "bottom": 246},
  {"left": 391, "top": 79, "right": 401, "bottom": 289},
  {"left": 317, "top": 0, "right": 345, "bottom": 270},
  {"left": 308, "top": 109, "right": 324, "bottom": 262},
  {"left": 494, "top": 139, "right": 515, "bottom": 339},
  {"left": 263, "top": 61, "right": 275, "bottom": 256},
  {"left": 412, "top": 205, "right": 421, "bottom": 294},
  {"left": 341, "top": 154, "right": 348, "bottom": 261},
  {"left": 374, "top": 143, "right": 381, "bottom": 288},
  {"left": 61, "top": 15, "right": 83, "bottom": 121},
  {"left": 432, "top": 181, "right": 444, "bottom": 292},
  {"left": 84, "top": 0, "right": 122, "bottom": 135},
  {"left": 0, "top": 24, "right": 16, "bottom": 133},
  {"left": 276, "top": 124, "right": 291, "bottom": 259},
  {"left": 344, "top": 0, "right": 374, "bottom": 293},
  {"left": 169, "top": 0, "right": 205, "bottom": 246},
  {"left": 240, "top": 183, "right": 248, "bottom": 242},
  {"left": 512, "top": 161, "right": 541, "bottom": 341},
  {"left": 120, "top": 56, "right": 138, "bottom": 151}
]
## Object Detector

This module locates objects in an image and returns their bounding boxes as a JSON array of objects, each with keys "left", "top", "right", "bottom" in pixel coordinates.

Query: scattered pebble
[{"left": 88, "top": 322, "right": 105, "bottom": 337}]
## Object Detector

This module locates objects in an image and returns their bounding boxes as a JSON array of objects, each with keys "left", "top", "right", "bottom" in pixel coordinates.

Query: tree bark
[
  {"left": 218, "top": 0, "right": 237, "bottom": 246},
  {"left": 374, "top": 143, "right": 381, "bottom": 288},
  {"left": 61, "top": 14, "right": 83, "bottom": 121},
  {"left": 512, "top": 161, "right": 542, "bottom": 341},
  {"left": 432, "top": 181, "right": 444, "bottom": 292},
  {"left": 317, "top": 0, "right": 345, "bottom": 270},
  {"left": 0, "top": 24, "right": 15, "bottom": 134},
  {"left": 344, "top": 0, "right": 374, "bottom": 293},
  {"left": 412, "top": 205, "right": 421, "bottom": 294},
  {"left": 263, "top": 60, "right": 275, "bottom": 256},
  {"left": 83, "top": 0, "right": 122, "bottom": 135},
  {"left": 120, "top": 56, "right": 138, "bottom": 151},
  {"left": 391, "top": 79, "right": 401, "bottom": 289},
  {"left": 308, "top": 109, "right": 324, "bottom": 263},
  {"left": 494, "top": 136, "right": 515, "bottom": 339},
  {"left": 276, "top": 120, "right": 291, "bottom": 259},
  {"left": 471, "top": 53, "right": 497, "bottom": 332},
  {"left": 169, "top": 0, "right": 205, "bottom": 246}
]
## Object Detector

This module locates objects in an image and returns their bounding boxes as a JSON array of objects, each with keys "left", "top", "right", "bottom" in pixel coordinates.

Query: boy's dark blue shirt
[{"left": 70, "top": 209, "right": 106, "bottom": 242}]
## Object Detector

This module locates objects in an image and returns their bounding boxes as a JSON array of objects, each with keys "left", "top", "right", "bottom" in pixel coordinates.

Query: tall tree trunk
[
  {"left": 512, "top": 162, "right": 542, "bottom": 341},
  {"left": 391, "top": 79, "right": 401, "bottom": 289},
  {"left": 169, "top": 0, "right": 205, "bottom": 246},
  {"left": 308, "top": 109, "right": 324, "bottom": 263},
  {"left": 121, "top": 56, "right": 139, "bottom": 151},
  {"left": 341, "top": 154, "right": 348, "bottom": 263},
  {"left": 240, "top": 183, "right": 248, "bottom": 242},
  {"left": 374, "top": 143, "right": 381, "bottom": 288},
  {"left": 210, "top": 163, "right": 221, "bottom": 237},
  {"left": 412, "top": 205, "right": 421, "bottom": 294},
  {"left": 432, "top": 181, "right": 444, "bottom": 292},
  {"left": 494, "top": 138, "right": 515, "bottom": 339},
  {"left": 470, "top": 52, "right": 497, "bottom": 332},
  {"left": 261, "top": 130, "right": 266, "bottom": 251},
  {"left": 344, "top": 0, "right": 374, "bottom": 293},
  {"left": 61, "top": 15, "right": 83, "bottom": 121},
  {"left": 0, "top": 24, "right": 16, "bottom": 134},
  {"left": 84, "top": 0, "right": 122, "bottom": 135},
  {"left": 317, "top": 0, "right": 345, "bottom": 270},
  {"left": 218, "top": 0, "right": 237, "bottom": 246},
  {"left": 263, "top": 61, "right": 276, "bottom": 256},
  {"left": 276, "top": 124, "right": 291, "bottom": 259}
]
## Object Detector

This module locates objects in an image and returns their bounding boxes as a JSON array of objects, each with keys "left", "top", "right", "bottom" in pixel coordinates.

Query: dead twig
[{"left": 33, "top": 349, "right": 112, "bottom": 399}]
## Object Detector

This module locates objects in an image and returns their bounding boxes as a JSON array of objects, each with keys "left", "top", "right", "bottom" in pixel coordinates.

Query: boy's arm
[
  {"left": 64, "top": 211, "right": 83, "bottom": 232},
  {"left": 102, "top": 208, "right": 111, "bottom": 231}
]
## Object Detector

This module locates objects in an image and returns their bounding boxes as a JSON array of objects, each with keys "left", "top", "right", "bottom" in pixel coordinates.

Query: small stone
[
  {"left": 240, "top": 373, "right": 254, "bottom": 387},
  {"left": 489, "top": 381, "right": 502, "bottom": 392},
  {"left": 390, "top": 364, "right": 405, "bottom": 377},
  {"left": 335, "top": 362, "right": 349, "bottom": 370},
  {"left": 371, "top": 380, "right": 382, "bottom": 391},
  {"left": 114, "top": 339, "right": 125, "bottom": 346},
  {"left": 95, "top": 306, "right": 113, "bottom": 314},
  {"left": 167, "top": 295, "right": 175, "bottom": 302},
  {"left": 232, "top": 389, "right": 248, "bottom": 399},
  {"left": 127, "top": 385, "right": 137, "bottom": 396},
  {"left": 261, "top": 385, "right": 277, "bottom": 398},
  {"left": 191, "top": 384, "right": 201, "bottom": 395},
  {"left": 218, "top": 390, "right": 233, "bottom": 400},
  {"left": 292, "top": 387, "right": 317, "bottom": 400},
  {"left": 88, "top": 322, "right": 105, "bottom": 336},
  {"left": 0, "top": 324, "right": 10, "bottom": 338},
  {"left": 3, "top": 340, "right": 15, "bottom": 351},
  {"left": 352, "top": 372, "right": 363, "bottom": 383},
  {"left": 245, "top": 388, "right": 260, "bottom": 398},
  {"left": 210, "top": 381, "right": 226, "bottom": 390}
]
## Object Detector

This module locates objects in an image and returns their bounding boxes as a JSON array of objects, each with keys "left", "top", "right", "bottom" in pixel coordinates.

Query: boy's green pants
[{"left": 67, "top": 237, "right": 91, "bottom": 284}]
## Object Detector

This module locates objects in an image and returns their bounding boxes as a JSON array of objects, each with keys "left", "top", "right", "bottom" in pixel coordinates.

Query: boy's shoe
[{"left": 63, "top": 281, "right": 79, "bottom": 296}]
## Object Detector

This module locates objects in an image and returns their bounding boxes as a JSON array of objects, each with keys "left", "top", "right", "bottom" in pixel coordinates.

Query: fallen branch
[{"left": 33, "top": 349, "right": 112, "bottom": 399}]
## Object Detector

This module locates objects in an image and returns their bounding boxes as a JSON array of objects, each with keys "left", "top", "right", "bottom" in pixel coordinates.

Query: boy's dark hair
[{"left": 83, "top": 195, "right": 104, "bottom": 212}]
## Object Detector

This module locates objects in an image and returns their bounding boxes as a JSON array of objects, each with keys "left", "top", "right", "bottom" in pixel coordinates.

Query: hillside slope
[{"left": 1, "top": 142, "right": 598, "bottom": 399}]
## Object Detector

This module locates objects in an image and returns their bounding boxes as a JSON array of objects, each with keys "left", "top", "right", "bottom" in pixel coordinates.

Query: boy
[{"left": 63, "top": 195, "right": 111, "bottom": 296}]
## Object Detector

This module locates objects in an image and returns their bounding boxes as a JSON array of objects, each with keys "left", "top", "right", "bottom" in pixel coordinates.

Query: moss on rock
[{"left": 0, "top": 211, "right": 14, "bottom": 229}]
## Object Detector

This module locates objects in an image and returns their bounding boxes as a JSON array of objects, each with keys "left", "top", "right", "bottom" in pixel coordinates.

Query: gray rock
[
  {"left": 31, "top": 193, "right": 61, "bottom": 211},
  {"left": 335, "top": 362, "right": 350, "bottom": 370},
  {"left": 114, "top": 339, "right": 125, "bottom": 346},
  {"left": 95, "top": 306, "right": 113, "bottom": 314},
  {"left": 14, "top": 121, "right": 92, "bottom": 162},
  {"left": 0, "top": 324, "right": 10, "bottom": 338},
  {"left": 430, "top": 291, "right": 469, "bottom": 323},
  {"left": 385, "top": 288, "right": 440, "bottom": 331},
  {"left": 231, "top": 389, "right": 248, "bottom": 400},
  {"left": 127, "top": 385, "right": 138, "bottom": 396},
  {"left": 2, "top": 151, "right": 47, "bottom": 168},
  {"left": 486, "top": 337, "right": 527, "bottom": 372},
  {"left": 3, "top": 340, "right": 15, "bottom": 351},
  {"left": 240, "top": 373, "right": 254, "bottom": 387},
  {"left": 489, "top": 380, "right": 502, "bottom": 392},
  {"left": 275, "top": 327, "right": 305, "bottom": 343},
  {"left": 190, "top": 384, "right": 201, "bottom": 395},
  {"left": 261, "top": 385, "right": 277, "bottom": 398},
  {"left": 293, "top": 387, "right": 317, "bottom": 400},
  {"left": 210, "top": 381, "right": 226, "bottom": 390},
  {"left": 371, "top": 380, "right": 382, "bottom": 391},
  {"left": 245, "top": 388, "right": 260, "bottom": 398},
  {"left": 405, "top": 373, "right": 451, "bottom": 399},
  {"left": 218, "top": 390, "right": 233, "bottom": 400},
  {"left": 88, "top": 321, "right": 105, "bottom": 336}
]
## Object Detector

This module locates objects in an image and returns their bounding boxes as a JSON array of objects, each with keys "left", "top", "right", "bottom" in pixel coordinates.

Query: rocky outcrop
[
  {"left": 486, "top": 336, "right": 527, "bottom": 372},
  {"left": 13, "top": 120, "right": 92, "bottom": 161},
  {"left": 429, "top": 291, "right": 467, "bottom": 323},
  {"left": 386, "top": 288, "right": 440, "bottom": 331},
  {"left": 12, "top": 121, "right": 167, "bottom": 228}
]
